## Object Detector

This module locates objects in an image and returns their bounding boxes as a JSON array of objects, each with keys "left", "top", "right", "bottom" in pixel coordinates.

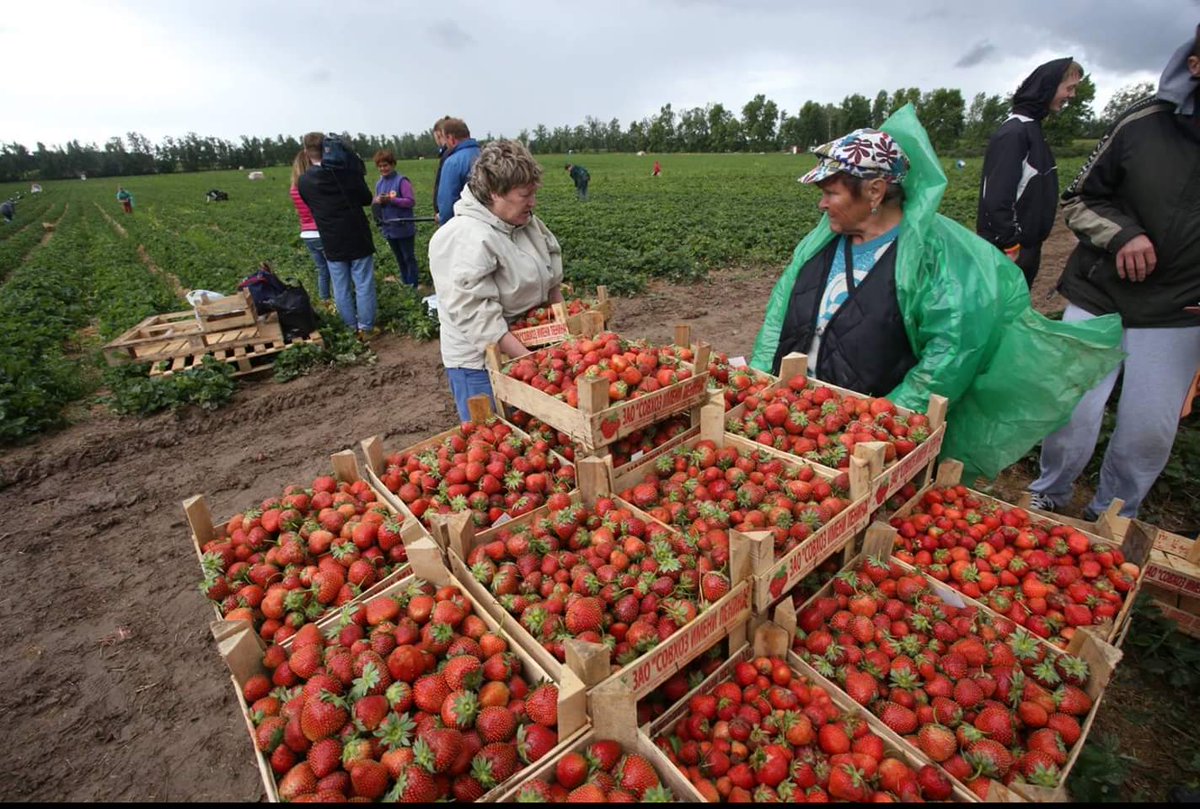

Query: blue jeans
[
  {"left": 386, "top": 236, "right": 420, "bottom": 289},
  {"left": 327, "top": 255, "right": 377, "bottom": 331},
  {"left": 576, "top": 180, "right": 589, "bottom": 200},
  {"left": 302, "top": 236, "right": 331, "bottom": 300},
  {"left": 446, "top": 368, "right": 494, "bottom": 421}
]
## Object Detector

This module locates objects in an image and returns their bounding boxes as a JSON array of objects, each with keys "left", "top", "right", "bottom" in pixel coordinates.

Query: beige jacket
[{"left": 429, "top": 187, "right": 563, "bottom": 369}]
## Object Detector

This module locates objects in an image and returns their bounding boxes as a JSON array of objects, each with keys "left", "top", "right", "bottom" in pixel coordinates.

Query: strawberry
[
  {"left": 255, "top": 716, "right": 287, "bottom": 752},
  {"left": 618, "top": 753, "right": 661, "bottom": 798},
  {"left": 300, "top": 691, "right": 348, "bottom": 742},
  {"left": 305, "top": 737, "right": 342, "bottom": 779},
  {"left": 413, "top": 672, "right": 450, "bottom": 714},
  {"left": 842, "top": 669, "right": 878, "bottom": 706},
  {"left": 916, "top": 723, "right": 957, "bottom": 762},
  {"left": 525, "top": 682, "right": 558, "bottom": 727},
  {"left": 701, "top": 572, "right": 730, "bottom": 602},
  {"left": 413, "top": 727, "right": 463, "bottom": 774},
  {"left": 517, "top": 722, "right": 558, "bottom": 763},
  {"left": 277, "top": 762, "right": 318, "bottom": 801},
  {"left": 966, "top": 738, "right": 1013, "bottom": 779},
  {"left": 556, "top": 751, "right": 590, "bottom": 789},
  {"left": 565, "top": 597, "right": 605, "bottom": 634},
  {"left": 569, "top": 783, "right": 609, "bottom": 801},
  {"left": 385, "top": 766, "right": 440, "bottom": 802},
  {"left": 349, "top": 759, "right": 390, "bottom": 800},
  {"left": 1018, "top": 750, "right": 1062, "bottom": 786},
  {"left": 878, "top": 701, "right": 918, "bottom": 735},
  {"left": 476, "top": 741, "right": 520, "bottom": 783},
  {"left": 587, "top": 739, "right": 623, "bottom": 772},
  {"left": 973, "top": 705, "right": 1015, "bottom": 745},
  {"left": 1054, "top": 684, "right": 1092, "bottom": 716},
  {"left": 476, "top": 705, "right": 518, "bottom": 743},
  {"left": 916, "top": 764, "right": 953, "bottom": 800}
]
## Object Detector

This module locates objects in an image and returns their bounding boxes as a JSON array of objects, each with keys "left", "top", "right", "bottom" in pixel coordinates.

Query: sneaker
[
  {"left": 1027, "top": 491, "right": 1057, "bottom": 512},
  {"left": 355, "top": 327, "right": 381, "bottom": 344}
]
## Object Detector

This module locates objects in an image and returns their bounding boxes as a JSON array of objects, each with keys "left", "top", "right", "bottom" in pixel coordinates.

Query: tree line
[{"left": 0, "top": 80, "right": 1156, "bottom": 182}]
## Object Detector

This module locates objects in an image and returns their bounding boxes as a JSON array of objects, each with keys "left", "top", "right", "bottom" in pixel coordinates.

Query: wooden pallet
[
  {"left": 149, "top": 330, "right": 321, "bottom": 378},
  {"left": 193, "top": 289, "right": 257, "bottom": 332},
  {"left": 104, "top": 310, "right": 282, "bottom": 365}
]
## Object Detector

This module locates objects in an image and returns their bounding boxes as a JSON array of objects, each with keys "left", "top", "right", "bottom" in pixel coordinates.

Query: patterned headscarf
[{"left": 799, "top": 129, "right": 909, "bottom": 185}]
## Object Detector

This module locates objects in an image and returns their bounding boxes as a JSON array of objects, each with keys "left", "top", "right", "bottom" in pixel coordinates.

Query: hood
[
  {"left": 453, "top": 185, "right": 517, "bottom": 234},
  {"left": 1011, "top": 57, "right": 1074, "bottom": 121},
  {"left": 880, "top": 104, "right": 946, "bottom": 237},
  {"left": 447, "top": 138, "right": 479, "bottom": 157},
  {"left": 1157, "top": 33, "right": 1199, "bottom": 115}
]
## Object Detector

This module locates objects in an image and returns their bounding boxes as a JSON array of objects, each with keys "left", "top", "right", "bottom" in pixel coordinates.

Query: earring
[{"left": 871, "top": 205, "right": 879, "bottom": 215}]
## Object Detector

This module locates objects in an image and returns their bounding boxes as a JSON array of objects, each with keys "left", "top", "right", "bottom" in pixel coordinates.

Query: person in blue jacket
[{"left": 435, "top": 118, "right": 480, "bottom": 226}]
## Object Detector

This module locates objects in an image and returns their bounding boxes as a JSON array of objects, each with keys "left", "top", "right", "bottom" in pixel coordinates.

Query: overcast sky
[{"left": 2, "top": 1, "right": 1195, "bottom": 148}]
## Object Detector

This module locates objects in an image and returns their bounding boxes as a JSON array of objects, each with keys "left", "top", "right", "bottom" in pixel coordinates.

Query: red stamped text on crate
[
  {"left": 786, "top": 497, "right": 872, "bottom": 581},
  {"left": 625, "top": 585, "right": 751, "bottom": 696},
  {"left": 615, "top": 375, "right": 708, "bottom": 432},
  {"left": 1145, "top": 563, "right": 1200, "bottom": 597},
  {"left": 513, "top": 322, "right": 570, "bottom": 346}
]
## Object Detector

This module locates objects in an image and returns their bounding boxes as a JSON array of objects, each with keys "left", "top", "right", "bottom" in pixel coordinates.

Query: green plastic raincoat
[{"left": 750, "top": 105, "right": 1124, "bottom": 480}]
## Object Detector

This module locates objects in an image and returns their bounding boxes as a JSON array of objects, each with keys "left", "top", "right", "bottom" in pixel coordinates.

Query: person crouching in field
[
  {"left": 116, "top": 186, "right": 134, "bottom": 214},
  {"left": 430, "top": 140, "right": 564, "bottom": 420},
  {"left": 750, "top": 108, "right": 1125, "bottom": 482}
]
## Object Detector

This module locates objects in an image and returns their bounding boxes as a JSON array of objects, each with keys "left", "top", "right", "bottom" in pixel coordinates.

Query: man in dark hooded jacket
[
  {"left": 977, "top": 58, "right": 1082, "bottom": 287},
  {"left": 1027, "top": 27, "right": 1200, "bottom": 521}
]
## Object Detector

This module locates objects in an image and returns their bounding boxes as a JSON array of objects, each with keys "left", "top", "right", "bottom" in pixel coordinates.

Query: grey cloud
[
  {"left": 429, "top": 20, "right": 476, "bottom": 50},
  {"left": 306, "top": 68, "right": 332, "bottom": 85},
  {"left": 955, "top": 41, "right": 995, "bottom": 68}
]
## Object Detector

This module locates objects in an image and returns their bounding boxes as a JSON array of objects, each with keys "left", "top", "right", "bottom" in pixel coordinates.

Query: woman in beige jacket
[{"left": 429, "top": 140, "right": 564, "bottom": 419}]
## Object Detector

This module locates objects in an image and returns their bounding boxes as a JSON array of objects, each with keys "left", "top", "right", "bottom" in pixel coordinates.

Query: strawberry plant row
[
  {"left": 186, "top": 451, "right": 420, "bottom": 645},
  {"left": 725, "top": 352, "right": 949, "bottom": 508},
  {"left": 789, "top": 523, "right": 1122, "bottom": 802},
  {"left": 485, "top": 330, "right": 712, "bottom": 452},
  {"left": 213, "top": 537, "right": 588, "bottom": 802},
  {"left": 887, "top": 460, "right": 1150, "bottom": 650},
  {"left": 358, "top": 396, "right": 575, "bottom": 551},
  {"left": 434, "top": 461, "right": 756, "bottom": 704},
  {"left": 645, "top": 630, "right": 976, "bottom": 802}
]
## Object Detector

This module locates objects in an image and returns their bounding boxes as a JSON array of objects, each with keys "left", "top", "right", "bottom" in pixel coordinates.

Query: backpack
[{"left": 238, "top": 262, "right": 288, "bottom": 311}]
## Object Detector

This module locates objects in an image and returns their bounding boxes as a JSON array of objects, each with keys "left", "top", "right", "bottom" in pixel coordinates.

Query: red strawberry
[
  {"left": 349, "top": 759, "right": 390, "bottom": 800},
  {"left": 587, "top": 739, "right": 623, "bottom": 772},
  {"left": 557, "top": 751, "right": 590, "bottom": 789},
  {"left": 617, "top": 753, "right": 660, "bottom": 798},
  {"left": 878, "top": 701, "right": 918, "bottom": 736},
  {"left": 1017, "top": 750, "right": 1062, "bottom": 786},
  {"left": 973, "top": 705, "right": 1015, "bottom": 746},
  {"left": 569, "top": 783, "right": 608, "bottom": 801},
  {"left": 277, "top": 762, "right": 318, "bottom": 801},
  {"left": 385, "top": 767, "right": 440, "bottom": 801},
  {"left": 701, "top": 572, "right": 730, "bottom": 602},
  {"left": 517, "top": 722, "right": 558, "bottom": 763},
  {"left": 843, "top": 669, "right": 878, "bottom": 706},
  {"left": 476, "top": 705, "right": 518, "bottom": 743},
  {"left": 565, "top": 597, "right": 605, "bottom": 634},
  {"left": 442, "top": 655, "right": 483, "bottom": 691},
  {"left": 916, "top": 723, "right": 957, "bottom": 762},
  {"left": 916, "top": 764, "right": 953, "bottom": 800},
  {"left": 255, "top": 716, "right": 287, "bottom": 753},
  {"left": 300, "top": 691, "right": 348, "bottom": 742},
  {"left": 1054, "top": 684, "right": 1092, "bottom": 716},
  {"left": 966, "top": 738, "right": 1013, "bottom": 779},
  {"left": 1046, "top": 712, "right": 1082, "bottom": 745},
  {"left": 476, "top": 741, "right": 519, "bottom": 783},
  {"left": 414, "top": 672, "right": 450, "bottom": 714},
  {"left": 414, "top": 727, "right": 463, "bottom": 773},
  {"left": 525, "top": 682, "right": 558, "bottom": 727},
  {"left": 306, "top": 737, "right": 342, "bottom": 779}
]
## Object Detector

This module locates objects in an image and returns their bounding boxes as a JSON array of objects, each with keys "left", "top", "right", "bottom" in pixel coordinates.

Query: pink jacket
[{"left": 290, "top": 185, "right": 317, "bottom": 232}]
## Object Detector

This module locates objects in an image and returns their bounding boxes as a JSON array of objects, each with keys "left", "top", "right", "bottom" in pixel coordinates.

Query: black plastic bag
[{"left": 264, "top": 284, "right": 318, "bottom": 342}]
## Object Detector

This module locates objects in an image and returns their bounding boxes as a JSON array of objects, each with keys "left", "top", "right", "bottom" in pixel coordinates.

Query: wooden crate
[
  {"left": 183, "top": 450, "right": 417, "bottom": 635},
  {"left": 508, "top": 287, "right": 615, "bottom": 353},
  {"left": 212, "top": 536, "right": 588, "bottom": 803},
  {"left": 485, "top": 327, "right": 713, "bottom": 453},
  {"left": 611, "top": 400, "right": 875, "bottom": 613},
  {"left": 642, "top": 622, "right": 982, "bottom": 802},
  {"left": 194, "top": 288, "right": 257, "bottom": 332},
  {"left": 1143, "top": 527, "right": 1200, "bottom": 636},
  {"left": 736, "top": 352, "right": 950, "bottom": 512},
  {"left": 889, "top": 460, "right": 1152, "bottom": 650},
  {"left": 436, "top": 456, "right": 756, "bottom": 704},
  {"left": 493, "top": 726, "right": 696, "bottom": 802},
  {"left": 791, "top": 524, "right": 1122, "bottom": 803},
  {"left": 149, "top": 328, "right": 319, "bottom": 378},
  {"left": 357, "top": 395, "right": 572, "bottom": 553}
]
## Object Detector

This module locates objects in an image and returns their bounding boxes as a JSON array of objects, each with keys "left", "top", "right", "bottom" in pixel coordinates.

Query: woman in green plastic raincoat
[{"left": 750, "top": 106, "right": 1124, "bottom": 480}]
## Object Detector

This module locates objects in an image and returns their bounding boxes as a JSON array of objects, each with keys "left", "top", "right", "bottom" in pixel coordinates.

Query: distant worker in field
[
  {"left": 116, "top": 186, "right": 134, "bottom": 214},
  {"left": 429, "top": 140, "right": 564, "bottom": 420},
  {"left": 751, "top": 110, "right": 1124, "bottom": 481},
  {"left": 977, "top": 57, "right": 1083, "bottom": 288},
  {"left": 431, "top": 115, "right": 452, "bottom": 221},
  {"left": 1027, "top": 28, "right": 1200, "bottom": 521},
  {"left": 0, "top": 199, "right": 13, "bottom": 224},
  {"left": 435, "top": 117, "right": 480, "bottom": 226},
  {"left": 565, "top": 162, "right": 590, "bottom": 200},
  {"left": 372, "top": 149, "right": 420, "bottom": 290},
  {"left": 297, "top": 131, "right": 379, "bottom": 341},
  {"left": 289, "top": 149, "right": 332, "bottom": 308},
  {"left": 652, "top": 160, "right": 662, "bottom": 177}
]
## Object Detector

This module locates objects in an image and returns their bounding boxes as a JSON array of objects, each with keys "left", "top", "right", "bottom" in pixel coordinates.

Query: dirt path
[{"left": 0, "top": 225, "right": 1177, "bottom": 800}]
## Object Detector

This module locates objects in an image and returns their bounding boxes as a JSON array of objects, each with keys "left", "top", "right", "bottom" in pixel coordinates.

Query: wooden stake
[
  {"left": 730, "top": 529, "right": 773, "bottom": 582},
  {"left": 577, "top": 456, "right": 612, "bottom": 507},
  {"left": 484, "top": 343, "right": 503, "bottom": 371},
  {"left": 578, "top": 375, "right": 609, "bottom": 415},
  {"left": 550, "top": 302, "right": 568, "bottom": 324},
  {"left": 854, "top": 442, "right": 888, "bottom": 480},
  {"left": 935, "top": 459, "right": 964, "bottom": 487},
  {"left": 927, "top": 394, "right": 949, "bottom": 430},
  {"left": 674, "top": 324, "right": 691, "bottom": 349},
  {"left": 565, "top": 639, "right": 611, "bottom": 687},
  {"left": 183, "top": 495, "right": 215, "bottom": 545},
  {"left": 774, "top": 599, "right": 797, "bottom": 641},
  {"left": 694, "top": 341, "right": 712, "bottom": 375},
  {"left": 848, "top": 456, "right": 870, "bottom": 503},
  {"left": 360, "top": 435, "right": 385, "bottom": 476},
  {"left": 862, "top": 522, "right": 897, "bottom": 559},
  {"left": 700, "top": 402, "right": 724, "bottom": 443},
  {"left": 754, "top": 620, "right": 791, "bottom": 658},
  {"left": 581, "top": 310, "right": 604, "bottom": 337},
  {"left": 330, "top": 450, "right": 360, "bottom": 483},
  {"left": 778, "top": 352, "right": 808, "bottom": 381},
  {"left": 406, "top": 537, "right": 450, "bottom": 585},
  {"left": 431, "top": 510, "right": 474, "bottom": 562}
]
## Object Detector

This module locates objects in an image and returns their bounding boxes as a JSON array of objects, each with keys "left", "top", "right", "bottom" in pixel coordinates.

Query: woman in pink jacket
[{"left": 290, "top": 150, "right": 332, "bottom": 305}]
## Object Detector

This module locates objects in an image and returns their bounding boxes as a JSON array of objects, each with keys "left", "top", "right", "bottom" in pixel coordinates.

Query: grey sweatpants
[{"left": 1031, "top": 303, "right": 1200, "bottom": 518}]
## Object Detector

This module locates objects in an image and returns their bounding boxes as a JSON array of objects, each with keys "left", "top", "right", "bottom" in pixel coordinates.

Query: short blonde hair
[
  {"left": 467, "top": 140, "right": 543, "bottom": 205},
  {"left": 1065, "top": 61, "right": 1084, "bottom": 80},
  {"left": 373, "top": 149, "right": 396, "bottom": 166}
]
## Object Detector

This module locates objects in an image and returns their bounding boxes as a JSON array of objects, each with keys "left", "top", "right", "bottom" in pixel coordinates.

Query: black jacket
[
  {"left": 771, "top": 238, "right": 917, "bottom": 396},
  {"left": 976, "top": 57, "right": 1073, "bottom": 251},
  {"left": 297, "top": 165, "right": 374, "bottom": 262},
  {"left": 1056, "top": 45, "right": 1200, "bottom": 328}
]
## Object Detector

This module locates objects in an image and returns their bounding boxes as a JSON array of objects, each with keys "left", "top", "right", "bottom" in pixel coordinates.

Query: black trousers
[{"left": 1016, "top": 243, "right": 1042, "bottom": 288}]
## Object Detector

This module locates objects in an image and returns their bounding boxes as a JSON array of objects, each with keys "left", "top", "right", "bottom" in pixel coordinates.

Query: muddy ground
[{"left": 0, "top": 220, "right": 1191, "bottom": 801}]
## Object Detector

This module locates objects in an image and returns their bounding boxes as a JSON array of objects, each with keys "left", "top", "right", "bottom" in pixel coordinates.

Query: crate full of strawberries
[
  {"left": 486, "top": 330, "right": 712, "bottom": 452},
  {"left": 498, "top": 733, "right": 688, "bottom": 801}
]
